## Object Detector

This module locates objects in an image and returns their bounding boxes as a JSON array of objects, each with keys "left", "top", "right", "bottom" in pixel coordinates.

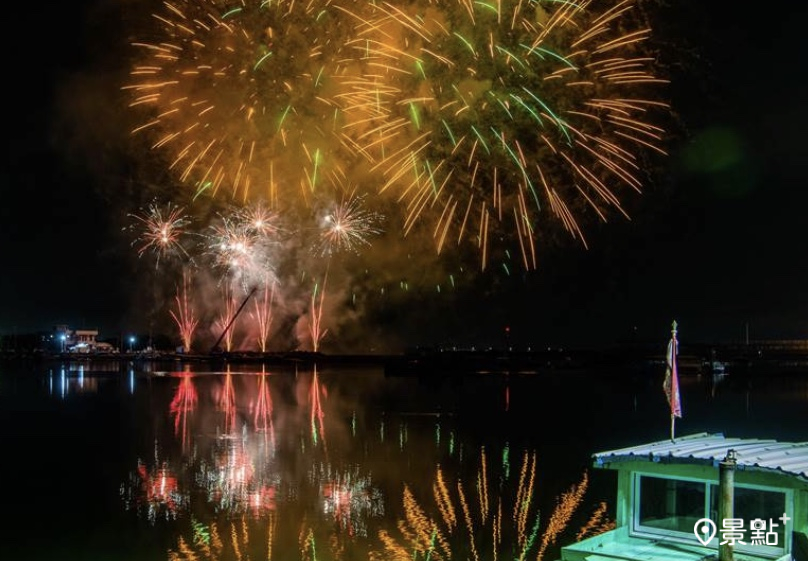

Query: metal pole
[
  {"left": 210, "top": 286, "right": 257, "bottom": 353},
  {"left": 719, "top": 449, "right": 737, "bottom": 561}
]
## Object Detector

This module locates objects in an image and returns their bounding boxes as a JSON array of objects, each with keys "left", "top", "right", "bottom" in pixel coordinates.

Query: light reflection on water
[{"left": 1, "top": 360, "right": 806, "bottom": 560}]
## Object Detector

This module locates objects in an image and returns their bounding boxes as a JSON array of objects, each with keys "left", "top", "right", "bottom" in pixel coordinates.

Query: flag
[{"left": 663, "top": 327, "right": 682, "bottom": 418}]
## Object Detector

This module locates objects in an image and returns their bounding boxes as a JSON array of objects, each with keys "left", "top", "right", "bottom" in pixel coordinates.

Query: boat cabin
[{"left": 560, "top": 433, "right": 808, "bottom": 561}]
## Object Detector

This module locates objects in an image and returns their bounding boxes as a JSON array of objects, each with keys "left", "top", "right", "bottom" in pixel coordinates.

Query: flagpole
[
  {"left": 670, "top": 319, "right": 676, "bottom": 443},
  {"left": 671, "top": 411, "right": 675, "bottom": 443},
  {"left": 666, "top": 319, "right": 680, "bottom": 443}
]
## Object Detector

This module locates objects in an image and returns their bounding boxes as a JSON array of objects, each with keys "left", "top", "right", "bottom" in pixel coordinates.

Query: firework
[
  {"left": 252, "top": 277, "right": 276, "bottom": 352},
  {"left": 214, "top": 283, "right": 239, "bottom": 352},
  {"left": 124, "top": 0, "right": 669, "bottom": 278},
  {"left": 124, "top": 0, "right": 387, "bottom": 206},
  {"left": 307, "top": 280, "right": 328, "bottom": 353},
  {"left": 204, "top": 210, "right": 277, "bottom": 291},
  {"left": 128, "top": 201, "right": 191, "bottom": 267},
  {"left": 357, "top": 0, "right": 669, "bottom": 270},
  {"left": 318, "top": 193, "right": 384, "bottom": 256},
  {"left": 236, "top": 200, "right": 281, "bottom": 237},
  {"left": 170, "top": 270, "right": 200, "bottom": 352}
]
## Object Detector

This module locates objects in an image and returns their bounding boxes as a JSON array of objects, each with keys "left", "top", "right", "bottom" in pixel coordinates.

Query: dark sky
[{"left": 2, "top": 0, "right": 808, "bottom": 351}]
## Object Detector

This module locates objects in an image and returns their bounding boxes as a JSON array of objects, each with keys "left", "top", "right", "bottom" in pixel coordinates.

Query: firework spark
[
  {"left": 128, "top": 201, "right": 191, "bottom": 268},
  {"left": 318, "top": 194, "right": 384, "bottom": 256},
  {"left": 236, "top": 200, "right": 281, "bottom": 237}
]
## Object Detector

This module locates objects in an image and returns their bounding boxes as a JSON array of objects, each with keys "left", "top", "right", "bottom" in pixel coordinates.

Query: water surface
[{"left": 1, "top": 359, "right": 805, "bottom": 560}]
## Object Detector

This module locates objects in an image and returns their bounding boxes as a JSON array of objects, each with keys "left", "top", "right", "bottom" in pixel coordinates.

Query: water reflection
[
  {"left": 9, "top": 360, "right": 805, "bottom": 560},
  {"left": 170, "top": 371, "right": 198, "bottom": 452},
  {"left": 130, "top": 445, "right": 186, "bottom": 522},
  {"left": 115, "top": 367, "right": 609, "bottom": 561}
]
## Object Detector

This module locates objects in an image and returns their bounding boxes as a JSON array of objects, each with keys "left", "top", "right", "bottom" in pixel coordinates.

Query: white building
[{"left": 54, "top": 326, "right": 105, "bottom": 353}]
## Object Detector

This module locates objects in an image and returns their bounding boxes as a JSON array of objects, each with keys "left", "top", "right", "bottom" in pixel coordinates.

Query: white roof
[{"left": 593, "top": 432, "right": 808, "bottom": 482}]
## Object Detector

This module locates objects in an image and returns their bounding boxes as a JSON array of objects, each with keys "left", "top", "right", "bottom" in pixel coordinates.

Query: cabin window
[
  {"left": 633, "top": 473, "right": 790, "bottom": 558},
  {"left": 708, "top": 484, "right": 787, "bottom": 550},
  {"left": 637, "top": 475, "right": 706, "bottom": 533}
]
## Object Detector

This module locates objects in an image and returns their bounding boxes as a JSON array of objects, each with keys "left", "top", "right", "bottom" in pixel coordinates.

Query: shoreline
[{"left": 3, "top": 346, "right": 808, "bottom": 378}]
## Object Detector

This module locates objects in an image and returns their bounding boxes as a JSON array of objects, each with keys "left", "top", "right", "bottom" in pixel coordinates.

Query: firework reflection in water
[
  {"left": 123, "top": 442, "right": 186, "bottom": 523},
  {"left": 170, "top": 371, "right": 198, "bottom": 453},
  {"left": 372, "top": 446, "right": 598, "bottom": 561}
]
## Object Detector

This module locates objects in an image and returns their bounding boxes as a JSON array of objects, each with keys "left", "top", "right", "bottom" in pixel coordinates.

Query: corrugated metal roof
[{"left": 593, "top": 432, "right": 808, "bottom": 482}]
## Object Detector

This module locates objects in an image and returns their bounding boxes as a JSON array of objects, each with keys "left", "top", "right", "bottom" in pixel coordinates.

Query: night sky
[{"left": 2, "top": 0, "right": 808, "bottom": 352}]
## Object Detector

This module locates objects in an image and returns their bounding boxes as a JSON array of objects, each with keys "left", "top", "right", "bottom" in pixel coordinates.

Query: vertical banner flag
[{"left": 664, "top": 320, "right": 682, "bottom": 419}]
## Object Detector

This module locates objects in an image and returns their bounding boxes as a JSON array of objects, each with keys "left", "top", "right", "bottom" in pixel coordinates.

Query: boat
[{"left": 559, "top": 432, "right": 808, "bottom": 561}]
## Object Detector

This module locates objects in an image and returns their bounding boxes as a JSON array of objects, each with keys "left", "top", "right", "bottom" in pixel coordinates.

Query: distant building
[{"left": 53, "top": 326, "right": 105, "bottom": 353}]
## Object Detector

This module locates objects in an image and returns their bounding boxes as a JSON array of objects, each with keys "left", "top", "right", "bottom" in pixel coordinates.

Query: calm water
[{"left": 1, "top": 359, "right": 806, "bottom": 561}]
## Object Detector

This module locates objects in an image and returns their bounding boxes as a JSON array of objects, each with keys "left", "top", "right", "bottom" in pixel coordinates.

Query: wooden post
[{"left": 719, "top": 449, "right": 737, "bottom": 561}]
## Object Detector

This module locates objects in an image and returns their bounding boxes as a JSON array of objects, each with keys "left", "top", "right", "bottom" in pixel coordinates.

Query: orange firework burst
[
  {"left": 355, "top": 0, "right": 670, "bottom": 270},
  {"left": 124, "top": 0, "right": 388, "bottom": 207}
]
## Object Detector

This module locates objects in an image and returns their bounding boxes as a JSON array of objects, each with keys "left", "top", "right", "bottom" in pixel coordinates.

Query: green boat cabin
[{"left": 560, "top": 433, "right": 808, "bottom": 561}]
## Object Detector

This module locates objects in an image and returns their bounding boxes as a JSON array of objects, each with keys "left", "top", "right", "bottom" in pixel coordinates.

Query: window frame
[{"left": 630, "top": 471, "right": 792, "bottom": 558}]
